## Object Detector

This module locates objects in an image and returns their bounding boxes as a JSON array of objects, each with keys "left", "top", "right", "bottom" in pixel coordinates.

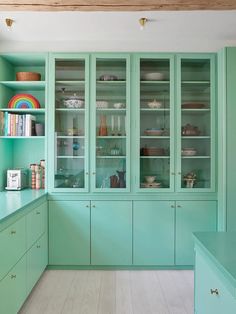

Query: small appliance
[{"left": 5, "top": 169, "right": 28, "bottom": 190}]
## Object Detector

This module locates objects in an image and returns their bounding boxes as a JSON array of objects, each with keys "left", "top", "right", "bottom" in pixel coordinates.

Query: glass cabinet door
[
  {"left": 52, "top": 55, "right": 89, "bottom": 190},
  {"left": 92, "top": 55, "right": 130, "bottom": 191},
  {"left": 137, "top": 56, "right": 174, "bottom": 191},
  {"left": 177, "top": 56, "right": 215, "bottom": 191}
]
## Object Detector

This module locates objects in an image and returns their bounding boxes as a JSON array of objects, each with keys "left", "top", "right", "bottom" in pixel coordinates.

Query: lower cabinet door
[
  {"left": 27, "top": 232, "right": 48, "bottom": 295},
  {"left": 195, "top": 250, "right": 236, "bottom": 314},
  {"left": 0, "top": 255, "right": 27, "bottom": 314},
  {"left": 176, "top": 201, "right": 217, "bottom": 265},
  {"left": 49, "top": 201, "right": 90, "bottom": 265},
  {"left": 133, "top": 201, "right": 175, "bottom": 265},
  {"left": 91, "top": 201, "right": 132, "bottom": 265}
]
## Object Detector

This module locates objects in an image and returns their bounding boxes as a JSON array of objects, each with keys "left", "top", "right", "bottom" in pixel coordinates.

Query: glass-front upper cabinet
[
  {"left": 91, "top": 55, "right": 130, "bottom": 191},
  {"left": 50, "top": 54, "right": 89, "bottom": 191},
  {"left": 136, "top": 55, "right": 174, "bottom": 191},
  {"left": 176, "top": 55, "right": 215, "bottom": 191}
]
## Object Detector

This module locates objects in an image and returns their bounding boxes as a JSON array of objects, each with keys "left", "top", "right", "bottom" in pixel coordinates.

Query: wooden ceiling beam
[{"left": 1, "top": 0, "right": 236, "bottom": 11}]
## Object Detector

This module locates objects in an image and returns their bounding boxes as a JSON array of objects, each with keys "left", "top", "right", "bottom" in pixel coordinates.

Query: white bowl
[
  {"left": 63, "top": 98, "right": 84, "bottom": 108},
  {"left": 181, "top": 148, "right": 197, "bottom": 156},
  {"left": 145, "top": 176, "right": 156, "bottom": 183},
  {"left": 113, "top": 102, "right": 125, "bottom": 109},
  {"left": 147, "top": 100, "right": 162, "bottom": 109},
  {"left": 96, "top": 101, "right": 109, "bottom": 109},
  {"left": 142, "top": 72, "right": 165, "bottom": 81}
]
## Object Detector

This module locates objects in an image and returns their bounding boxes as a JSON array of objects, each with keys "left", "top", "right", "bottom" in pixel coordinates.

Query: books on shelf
[{"left": 0, "top": 112, "right": 37, "bottom": 136}]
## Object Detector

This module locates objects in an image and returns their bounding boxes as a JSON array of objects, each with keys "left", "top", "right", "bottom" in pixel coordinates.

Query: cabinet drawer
[
  {"left": 27, "top": 232, "right": 48, "bottom": 295},
  {"left": 0, "top": 254, "right": 27, "bottom": 314},
  {"left": 195, "top": 251, "right": 236, "bottom": 314},
  {"left": 0, "top": 217, "right": 26, "bottom": 281},
  {"left": 27, "top": 202, "right": 47, "bottom": 249}
]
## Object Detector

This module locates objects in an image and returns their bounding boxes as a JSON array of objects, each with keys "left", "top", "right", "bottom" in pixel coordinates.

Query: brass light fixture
[
  {"left": 139, "top": 17, "right": 147, "bottom": 30},
  {"left": 5, "top": 18, "right": 14, "bottom": 30}
]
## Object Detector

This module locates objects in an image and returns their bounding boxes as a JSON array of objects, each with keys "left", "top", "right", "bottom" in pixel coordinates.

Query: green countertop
[
  {"left": 0, "top": 189, "right": 47, "bottom": 222},
  {"left": 194, "top": 232, "right": 236, "bottom": 294}
]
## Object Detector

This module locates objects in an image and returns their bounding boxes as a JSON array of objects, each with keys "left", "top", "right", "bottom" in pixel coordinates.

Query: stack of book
[{"left": 0, "top": 112, "right": 37, "bottom": 136}]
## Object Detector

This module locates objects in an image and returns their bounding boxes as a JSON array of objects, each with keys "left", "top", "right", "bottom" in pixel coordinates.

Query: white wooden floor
[{"left": 19, "top": 270, "right": 194, "bottom": 314}]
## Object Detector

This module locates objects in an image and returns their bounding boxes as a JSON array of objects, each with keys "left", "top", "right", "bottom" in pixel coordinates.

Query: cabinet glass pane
[
  {"left": 180, "top": 59, "right": 211, "bottom": 189},
  {"left": 95, "top": 58, "right": 127, "bottom": 189},
  {"left": 54, "top": 59, "right": 87, "bottom": 189},
  {"left": 139, "top": 59, "right": 171, "bottom": 189}
]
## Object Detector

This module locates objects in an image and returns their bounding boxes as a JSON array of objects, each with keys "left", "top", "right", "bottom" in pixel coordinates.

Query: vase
[
  {"left": 99, "top": 115, "right": 108, "bottom": 136},
  {"left": 117, "top": 170, "right": 126, "bottom": 188}
]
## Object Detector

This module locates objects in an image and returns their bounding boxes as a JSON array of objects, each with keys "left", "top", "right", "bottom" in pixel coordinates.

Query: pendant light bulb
[
  {"left": 139, "top": 17, "right": 147, "bottom": 30},
  {"left": 5, "top": 18, "right": 14, "bottom": 31}
]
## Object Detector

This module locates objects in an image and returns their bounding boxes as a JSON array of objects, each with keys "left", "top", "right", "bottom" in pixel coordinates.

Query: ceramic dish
[
  {"left": 96, "top": 101, "right": 109, "bottom": 109},
  {"left": 144, "top": 129, "right": 163, "bottom": 136},
  {"left": 181, "top": 102, "right": 205, "bottom": 109},
  {"left": 141, "top": 147, "right": 165, "bottom": 156},
  {"left": 147, "top": 100, "right": 162, "bottom": 109},
  {"left": 99, "top": 74, "right": 118, "bottom": 81},
  {"left": 113, "top": 102, "right": 125, "bottom": 109},
  {"left": 63, "top": 97, "right": 84, "bottom": 109},
  {"left": 142, "top": 72, "right": 165, "bottom": 81},
  {"left": 181, "top": 148, "right": 197, "bottom": 156},
  {"left": 141, "top": 182, "right": 161, "bottom": 188},
  {"left": 145, "top": 175, "right": 156, "bottom": 183}
]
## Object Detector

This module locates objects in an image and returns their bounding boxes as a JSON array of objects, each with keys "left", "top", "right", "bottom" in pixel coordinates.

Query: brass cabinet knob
[
  {"left": 210, "top": 289, "right": 219, "bottom": 295},
  {"left": 86, "top": 205, "right": 90, "bottom": 208},
  {"left": 92, "top": 205, "right": 96, "bottom": 208},
  {"left": 11, "top": 274, "right": 16, "bottom": 279},
  {"left": 10, "top": 230, "right": 16, "bottom": 235},
  {"left": 177, "top": 205, "right": 181, "bottom": 208}
]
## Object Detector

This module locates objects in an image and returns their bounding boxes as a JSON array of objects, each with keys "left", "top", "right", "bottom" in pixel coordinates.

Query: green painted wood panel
[
  {"left": 91, "top": 200, "right": 132, "bottom": 265},
  {"left": 26, "top": 202, "right": 47, "bottom": 249},
  {"left": 0, "top": 254, "right": 27, "bottom": 314},
  {"left": 133, "top": 200, "right": 175, "bottom": 265},
  {"left": 226, "top": 48, "right": 236, "bottom": 231},
  {"left": 0, "top": 216, "right": 26, "bottom": 281},
  {"left": 195, "top": 250, "right": 236, "bottom": 314},
  {"left": 176, "top": 200, "right": 217, "bottom": 265},
  {"left": 27, "top": 232, "right": 48, "bottom": 295},
  {"left": 49, "top": 200, "right": 90, "bottom": 265}
]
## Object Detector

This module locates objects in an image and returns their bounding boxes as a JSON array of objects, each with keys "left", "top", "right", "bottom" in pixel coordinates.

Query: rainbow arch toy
[{"left": 8, "top": 94, "right": 41, "bottom": 109}]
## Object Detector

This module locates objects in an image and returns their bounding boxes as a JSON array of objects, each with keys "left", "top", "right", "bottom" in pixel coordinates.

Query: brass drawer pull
[
  {"left": 210, "top": 289, "right": 219, "bottom": 295},
  {"left": 86, "top": 205, "right": 90, "bottom": 208},
  {"left": 171, "top": 205, "right": 175, "bottom": 208},
  {"left": 11, "top": 274, "right": 16, "bottom": 279},
  {"left": 92, "top": 205, "right": 96, "bottom": 208},
  {"left": 36, "top": 211, "right": 41, "bottom": 215},
  {"left": 37, "top": 245, "right": 41, "bottom": 248},
  {"left": 10, "top": 230, "right": 16, "bottom": 235}
]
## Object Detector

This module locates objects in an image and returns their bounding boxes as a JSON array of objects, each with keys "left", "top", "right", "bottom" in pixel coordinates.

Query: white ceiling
[{"left": 0, "top": 10, "right": 236, "bottom": 52}]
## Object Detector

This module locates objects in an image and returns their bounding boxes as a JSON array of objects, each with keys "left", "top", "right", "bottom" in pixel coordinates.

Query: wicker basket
[{"left": 16, "top": 72, "right": 41, "bottom": 81}]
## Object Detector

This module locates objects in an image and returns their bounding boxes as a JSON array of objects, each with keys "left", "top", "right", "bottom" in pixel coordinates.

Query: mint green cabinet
[
  {"left": 27, "top": 232, "right": 48, "bottom": 295},
  {"left": 48, "top": 54, "right": 90, "bottom": 192},
  {"left": 49, "top": 200, "right": 90, "bottom": 265},
  {"left": 176, "top": 201, "right": 217, "bottom": 265},
  {"left": 0, "top": 53, "right": 48, "bottom": 191},
  {"left": 176, "top": 55, "right": 216, "bottom": 191},
  {"left": 195, "top": 246, "right": 236, "bottom": 314},
  {"left": 26, "top": 201, "right": 47, "bottom": 248},
  {"left": 0, "top": 216, "right": 26, "bottom": 281},
  {"left": 91, "top": 201, "right": 132, "bottom": 265},
  {"left": 133, "top": 201, "right": 175, "bottom": 265},
  {"left": 0, "top": 255, "right": 27, "bottom": 314}
]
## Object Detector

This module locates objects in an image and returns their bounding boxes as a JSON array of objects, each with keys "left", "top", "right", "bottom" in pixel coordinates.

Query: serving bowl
[
  {"left": 142, "top": 72, "right": 165, "bottom": 81},
  {"left": 145, "top": 176, "right": 156, "bottom": 184},
  {"left": 181, "top": 148, "right": 197, "bottom": 156},
  {"left": 63, "top": 97, "right": 85, "bottom": 108},
  {"left": 144, "top": 128, "right": 163, "bottom": 136},
  {"left": 96, "top": 101, "right": 109, "bottom": 109},
  {"left": 113, "top": 102, "right": 125, "bottom": 109},
  {"left": 147, "top": 100, "right": 162, "bottom": 109}
]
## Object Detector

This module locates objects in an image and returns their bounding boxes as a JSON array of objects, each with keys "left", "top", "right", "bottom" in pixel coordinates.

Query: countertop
[
  {"left": 194, "top": 232, "right": 236, "bottom": 295},
  {"left": 0, "top": 189, "right": 47, "bottom": 222}
]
